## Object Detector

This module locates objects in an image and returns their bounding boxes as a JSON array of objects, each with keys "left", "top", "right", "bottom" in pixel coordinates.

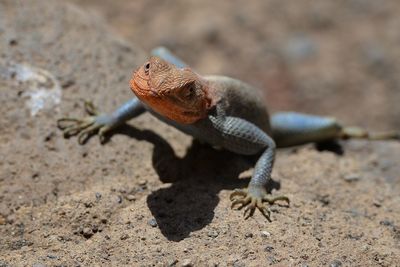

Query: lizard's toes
[
  {"left": 256, "top": 199, "right": 271, "bottom": 221},
  {"left": 57, "top": 118, "right": 96, "bottom": 138},
  {"left": 84, "top": 101, "right": 99, "bottom": 116},
  {"left": 57, "top": 101, "right": 115, "bottom": 145},
  {"left": 243, "top": 198, "right": 257, "bottom": 219},
  {"left": 230, "top": 186, "right": 289, "bottom": 220},
  {"left": 98, "top": 125, "right": 113, "bottom": 144},
  {"left": 230, "top": 188, "right": 248, "bottom": 201},
  {"left": 77, "top": 123, "right": 104, "bottom": 144},
  {"left": 231, "top": 195, "right": 251, "bottom": 209},
  {"left": 263, "top": 195, "right": 290, "bottom": 205}
]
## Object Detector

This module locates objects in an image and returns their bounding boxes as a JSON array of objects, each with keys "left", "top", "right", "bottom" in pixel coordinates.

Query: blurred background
[{"left": 70, "top": 0, "right": 400, "bottom": 131}]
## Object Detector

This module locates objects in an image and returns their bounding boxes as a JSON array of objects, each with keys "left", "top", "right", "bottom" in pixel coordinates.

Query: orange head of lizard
[{"left": 130, "top": 56, "right": 213, "bottom": 124}]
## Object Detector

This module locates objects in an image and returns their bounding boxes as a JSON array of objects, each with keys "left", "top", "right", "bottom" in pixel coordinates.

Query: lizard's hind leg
[
  {"left": 151, "top": 47, "right": 188, "bottom": 69},
  {"left": 271, "top": 112, "right": 399, "bottom": 148}
]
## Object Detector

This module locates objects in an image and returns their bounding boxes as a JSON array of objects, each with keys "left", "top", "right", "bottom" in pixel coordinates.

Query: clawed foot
[
  {"left": 57, "top": 101, "right": 115, "bottom": 144},
  {"left": 230, "top": 186, "right": 289, "bottom": 220}
]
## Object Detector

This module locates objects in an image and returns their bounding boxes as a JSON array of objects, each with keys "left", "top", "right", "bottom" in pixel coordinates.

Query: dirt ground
[{"left": 0, "top": 0, "right": 399, "bottom": 266}]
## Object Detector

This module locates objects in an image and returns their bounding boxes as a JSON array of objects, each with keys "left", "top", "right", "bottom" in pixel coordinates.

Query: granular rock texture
[{"left": 0, "top": 1, "right": 399, "bottom": 266}]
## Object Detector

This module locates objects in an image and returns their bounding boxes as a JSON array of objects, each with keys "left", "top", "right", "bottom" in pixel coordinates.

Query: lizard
[{"left": 57, "top": 46, "right": 400, "bottom": 220}]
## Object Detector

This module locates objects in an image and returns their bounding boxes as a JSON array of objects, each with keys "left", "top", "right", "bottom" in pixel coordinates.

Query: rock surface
[{"left": 0, "top": 1, "right": 399, "bottom": 266}]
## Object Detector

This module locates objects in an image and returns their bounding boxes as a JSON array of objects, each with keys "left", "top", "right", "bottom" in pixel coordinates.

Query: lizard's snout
[{"left": 130, "top": 66, "right": 151, "bottom": 97}]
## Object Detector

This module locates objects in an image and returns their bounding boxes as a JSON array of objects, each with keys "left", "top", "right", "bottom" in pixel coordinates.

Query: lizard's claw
[
  {"left": 57, "top": 101, "right": 114, "bottom": 145},
  {"left": 230, "top": 187, "right": 289, "bottom": 220}
]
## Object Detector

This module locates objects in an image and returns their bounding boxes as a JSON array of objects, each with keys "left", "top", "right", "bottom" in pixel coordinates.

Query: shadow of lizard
[{"left": 108, "top": 124, "right": 282, "bottom": 241}]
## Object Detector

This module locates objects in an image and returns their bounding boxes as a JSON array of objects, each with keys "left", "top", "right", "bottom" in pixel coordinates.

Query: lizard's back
[
  {"left": 143, "top": 74, "right": 272, "bottom": 151},
  {"left": 205, "top": 75, "right": 271, "bottom": 134}
]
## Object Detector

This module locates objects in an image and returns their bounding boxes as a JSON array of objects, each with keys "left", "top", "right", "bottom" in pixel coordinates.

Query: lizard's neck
[{"left": 204, "top": 78, "right": 222, "bottom": 109}]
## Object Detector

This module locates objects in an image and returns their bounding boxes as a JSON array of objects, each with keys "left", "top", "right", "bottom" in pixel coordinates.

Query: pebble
[
  {"left": 330, "top": 259, "right": 342, "bottom": 267},
  {"left": 115, "top": 195, "right": 123, "bottom": 204},
  {"left": 267, "top": 256, "right": 278, "bottom": 265},
  {"left": 244, "top": 232, "right": 253, "bottom": 238},
  {"left": 167, "top": 258, "right": 178, "bottom": 266},
  {"left": 61, "top": 79, "right": 75, "bottom": 89},
  {"left": 264, "top": 245, "right": 274, "bottom": 252},
  {"left": 120, "top": 233, "right": 129, "bottom": 240},
  {"left": 315, "top": 194, "right": 330, "bottom": 206},
  {"left": 343, "top": 173, "right": 361, "bottom": 182},
  {"left": 148, "top": 218, "right": 158, "bottom": 227},
  {"left": 7, "top": 214, "right": 15, "bottom": 224},
  {"left": 126, "top": 194, "right": 136, "bottom": 201},
  {"left": 95, "top": 192, "right": 102, "bottom": 200},
  {"left": 373, "top": 200, "right": 382, "bottom": 207},
  {"left": 47, "top": 255, "right": 58, "bottom": 259},
  {"left": 207, "top": 230, "right": 219, "bottom": 238},
  {"left": 31, "top": 172, "right": 40, "bottom": 180},
  {"left": 380, "top": 220, "right": 393, "bottom": 227},
  {"left": 8, "top": 39, "right": 18, "bottom": 46},
  {"left": 138, "top": 180, "right": 147, "bottom": 186},
  {"left": 82, "top": 227, "right": 93, "bottom": 238},
  {"left": 261, "top": 231, "right": 271, "bottom": 238},
  {"left": 181, "top": 259, "right": 193, "bottom": 267}
]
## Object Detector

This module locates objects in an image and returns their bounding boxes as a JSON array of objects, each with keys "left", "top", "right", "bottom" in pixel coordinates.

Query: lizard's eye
[
  {"left": 144, "top": 62, "right": 150, "bottom": 75},
  {"left": 184, "top": 83, "right": 196, "bottom": 99}
]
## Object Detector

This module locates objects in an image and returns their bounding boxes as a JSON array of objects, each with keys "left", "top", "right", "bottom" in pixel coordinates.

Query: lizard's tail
[
  {"left": 271, "top": 112, "right": 400, "bottom": 148},
  {"left": 340, "top": 126, "right": 400, "bottom": 141}
]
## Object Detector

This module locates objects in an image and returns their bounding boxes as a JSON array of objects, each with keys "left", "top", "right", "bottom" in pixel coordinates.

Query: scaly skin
[
  {"left": 130, "top": 57, "right": 214, "bottom": 124},
  {"left": 130, "top": 57, "right": 289, "bottom": 219},
  {"left": 58, "top": 47, "right": 399, "bottom": 220}
]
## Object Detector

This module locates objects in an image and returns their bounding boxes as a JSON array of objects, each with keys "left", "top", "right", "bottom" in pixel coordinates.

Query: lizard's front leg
[
  {"left": 230, "top": 139, "right": 290, "bottom": 220},
  {"left": 57, "top": 46, "right": 182, "bottom": 145},
  {"left": 209, "top": 115, "right": 289, "bottom": 220},
  {"left": 57, "top": 97, "right": 145, "bottom": 144}
]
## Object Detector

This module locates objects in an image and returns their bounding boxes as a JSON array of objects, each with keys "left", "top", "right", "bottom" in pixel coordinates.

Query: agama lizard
[{"left": 57, "top": 47, "right": 399, "bottom": 220}]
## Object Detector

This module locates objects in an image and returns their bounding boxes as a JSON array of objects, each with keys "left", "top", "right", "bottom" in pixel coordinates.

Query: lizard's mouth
[{"left": 130, "top": 74, "right": 203, "bottom": 123}]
